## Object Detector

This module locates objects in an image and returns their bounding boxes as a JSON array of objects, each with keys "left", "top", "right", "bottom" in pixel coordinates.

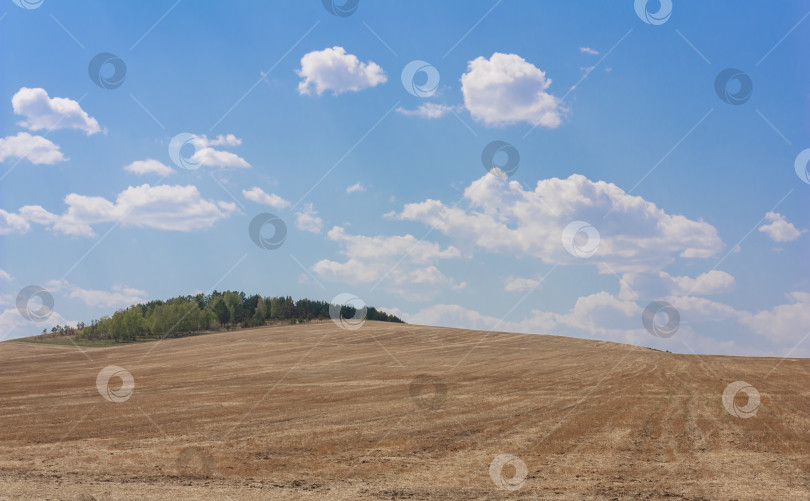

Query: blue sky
[{"left": 1, "top": 0, "right": 808, "bottom": 356}]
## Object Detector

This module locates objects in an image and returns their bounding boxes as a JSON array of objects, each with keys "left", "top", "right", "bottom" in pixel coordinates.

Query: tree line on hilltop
[{"left": 39, "top": 291, "right": 403, "bottom": 343}]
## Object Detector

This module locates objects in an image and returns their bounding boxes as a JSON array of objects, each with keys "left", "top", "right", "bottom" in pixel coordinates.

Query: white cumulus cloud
[
  {"left": 400, "top": 288, "right": 810, "bottom": 357},
  {"left": 741, "top": 291, "right": 810, "bottom": 344},
  {"left": 758, "top": 211, "right": 804, "bottom": 242},
  {"left": 12, "top": 87, "right": 101, "bottom": 135},
  {"left": 0, "top": 210, "right": 30, "bottom": 235},
  {"left": 393, "top": 173, "right": 724, "bottom": 274},
  {"left": 618, "top": 270, "right": 736, "bottom": 300},
  {"left": 296, "top": 46, "right": 387, "bottom": 96},
  {"left": 312, "top": 226, "right": 461, "bottom": 300},
  {"left": 178, "top": 134, "right": 250, "bottom": 168},
  {"left": 402, "top": 292, "right": 641, "bottom": 341},
  {"left": 2, "top": 184, "right": 239, "bottom": 237},
  {"left": 0, "top": 132, "right": 66, "bottom": 165},
  {"left": 346, "top": 182, "right": 366, "bottom": 194},
  {"left": 191, "top": 148, "right": 250, "bottom": 168},
  {"left": 460, "top": 53, "right": 563, "bottom": 128}
]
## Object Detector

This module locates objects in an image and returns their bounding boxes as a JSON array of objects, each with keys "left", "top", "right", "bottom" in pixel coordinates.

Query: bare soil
[{"left": 1, "top": 321, "right": 808, "bottom": 500}]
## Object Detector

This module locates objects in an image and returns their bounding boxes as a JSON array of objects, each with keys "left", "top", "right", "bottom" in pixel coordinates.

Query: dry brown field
[{"left": 1, "top": 321, "right": 809, "bottom": 500}]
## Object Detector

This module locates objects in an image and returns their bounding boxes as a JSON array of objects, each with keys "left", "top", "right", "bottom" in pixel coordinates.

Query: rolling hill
[{"left": 1, "top": 321, "right": 808, "bottom": 499}]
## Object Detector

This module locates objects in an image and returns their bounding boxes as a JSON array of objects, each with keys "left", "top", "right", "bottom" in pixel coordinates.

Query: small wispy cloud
[
  {"left": 296, "top": 203, "right": 323, "bottom": 234},
  {"left": 124, "top": 158, "right": 175, "bottom": 176},
  {"left": 396, "top": 103, "right": 459, "bottom": 119},
  {"left": 504, "top": 276, "right": 540, "bottom": 292},
  {"left": 579, "top": 47, "right": 599, "bottom": 55},
  {"left": 242, "top": 186, "right": 290, "bottom": 209}
]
